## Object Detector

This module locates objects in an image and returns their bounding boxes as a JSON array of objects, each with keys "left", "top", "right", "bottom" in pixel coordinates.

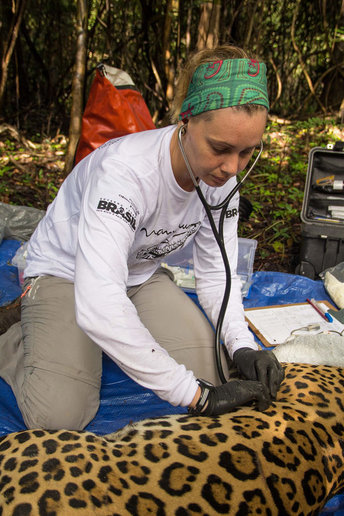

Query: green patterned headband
[{"left": 179, "top": 58, "right": 269, "bottom": 121}]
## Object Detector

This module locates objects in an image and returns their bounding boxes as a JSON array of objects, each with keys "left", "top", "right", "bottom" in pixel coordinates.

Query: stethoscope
[{"left": 177, "top": 123, "right": 263, "bottom": 383}]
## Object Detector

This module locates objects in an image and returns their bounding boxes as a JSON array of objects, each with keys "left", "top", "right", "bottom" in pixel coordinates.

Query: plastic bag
[
  {"left": 320, "top": 262, "right": 344, "bottom": 309},
  {"left": 11, "top": 242, "right": 28, "bottom": 286},
  {"left": 0, "top": 202, "right": 45, "bottom": 246}
]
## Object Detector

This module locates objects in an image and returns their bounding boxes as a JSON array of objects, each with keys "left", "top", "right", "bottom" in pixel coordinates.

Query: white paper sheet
[{"left": 245, "top": 302, "right": 344, "bottom": 346}]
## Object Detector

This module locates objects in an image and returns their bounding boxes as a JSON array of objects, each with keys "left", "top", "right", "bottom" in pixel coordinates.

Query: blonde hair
[{"left": 170, "top": 45, "right": 266, "bottom": 123}]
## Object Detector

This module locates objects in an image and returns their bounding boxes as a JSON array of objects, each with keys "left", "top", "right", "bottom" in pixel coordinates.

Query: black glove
[
  {"left": 189, "top": 378, "right": 271, "bottom": 416},
  {"left": 233, "top": 347, "right": 285, "bottom": 398}
]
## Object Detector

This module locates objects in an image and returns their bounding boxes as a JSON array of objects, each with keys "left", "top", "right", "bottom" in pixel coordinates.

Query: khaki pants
[{"left": 0, "top": 268, "right": 224, "bottom": 431}]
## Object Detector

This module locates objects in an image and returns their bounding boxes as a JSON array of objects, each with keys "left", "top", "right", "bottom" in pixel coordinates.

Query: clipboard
[{"left": 244, "top": 300, "right": 343, "bottom": 347}]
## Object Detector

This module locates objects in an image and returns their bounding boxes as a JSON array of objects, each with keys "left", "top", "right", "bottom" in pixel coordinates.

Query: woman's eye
[
  {"left": 212, "top": 146, "right": 227, "bottom": 154},
  {"left": 240, "top": 148, "right": 254, "bottom": 157}
]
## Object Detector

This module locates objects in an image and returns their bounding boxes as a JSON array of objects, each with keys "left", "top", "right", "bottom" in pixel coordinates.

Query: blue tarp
[
  {"left": 0, "top": 241, "right": 187, "bottom": 437},
  {"left": 0, "top": 238, "right": 343, "bottom": 513},
  {"left": 0, "top": 239, "right": 22, "bottom": 306},
  {"left": 0, "top": 238, "right": 335, "bottom": 437}
]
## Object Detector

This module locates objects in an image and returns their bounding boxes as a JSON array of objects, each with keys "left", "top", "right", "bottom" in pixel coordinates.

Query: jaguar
[{"left": 1, "top": 362, "right": 344, "bottom": 515}]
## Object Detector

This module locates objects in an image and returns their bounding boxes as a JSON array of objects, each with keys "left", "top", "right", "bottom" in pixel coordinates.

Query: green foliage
[
  {"left": 0, "top": 134, "right": 66, "bottom": 209},
  {"left": 1, "top": 0, "right": 343, "bottom": 135},
  {"left": 1, "top": 118, "right": 342, "bottom": 273},
  {"left": 0, "top": 0, "right": 343, "bottom": 272}
]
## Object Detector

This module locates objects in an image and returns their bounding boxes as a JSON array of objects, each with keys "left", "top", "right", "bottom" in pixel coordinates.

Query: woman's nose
[{"left": 221, "top": 153, "right": 240, "bottom": 177}]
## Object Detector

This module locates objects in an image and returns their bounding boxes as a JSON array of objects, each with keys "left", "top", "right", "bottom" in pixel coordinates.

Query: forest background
[{"left": 0, "top": 0, "right": 343, "bottom": 274}]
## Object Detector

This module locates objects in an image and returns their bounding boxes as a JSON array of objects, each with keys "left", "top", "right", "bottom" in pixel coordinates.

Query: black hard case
[{"left": 296, "top": 142, "right": 344, "bottom": 279}]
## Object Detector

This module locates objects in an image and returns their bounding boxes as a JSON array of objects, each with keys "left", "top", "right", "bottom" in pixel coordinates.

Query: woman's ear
[{"left": 180, "top": 119, "right": 189, "bottom": 135}]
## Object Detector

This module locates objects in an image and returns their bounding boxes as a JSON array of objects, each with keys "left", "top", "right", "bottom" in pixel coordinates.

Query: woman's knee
[{"left": 20, "top": 368, "right": 100, "bottom": 431}]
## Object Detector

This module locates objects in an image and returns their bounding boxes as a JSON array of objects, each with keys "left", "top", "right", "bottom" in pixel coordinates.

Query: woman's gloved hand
[
  {"left": 189, "top": 378, "right": 271, "bottom": 416},
  {"left": 233, "top": 347, "right": 285, "bottom": 398}
]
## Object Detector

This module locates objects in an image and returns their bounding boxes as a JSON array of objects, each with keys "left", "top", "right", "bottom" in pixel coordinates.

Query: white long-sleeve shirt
[{"left": 25, "top": 125, "right": 257, "bottom": 407}]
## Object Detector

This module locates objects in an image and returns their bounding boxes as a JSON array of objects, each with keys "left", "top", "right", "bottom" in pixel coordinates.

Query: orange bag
[{"left": 75, "top": 64, "right": 155, "bottom": 164}]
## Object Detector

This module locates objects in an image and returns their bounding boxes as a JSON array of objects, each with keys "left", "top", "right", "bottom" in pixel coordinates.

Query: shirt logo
[
  {"left": 96, "top": 198, "right": 136, "bottom": 231},
  {"left": 225, "top": 208, "right": 238, "bottom": 219}
]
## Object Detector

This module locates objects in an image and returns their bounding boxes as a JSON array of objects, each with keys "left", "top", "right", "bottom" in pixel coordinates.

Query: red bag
[{"left": 75, "top": 64, "right": 155, "bottom": 164}]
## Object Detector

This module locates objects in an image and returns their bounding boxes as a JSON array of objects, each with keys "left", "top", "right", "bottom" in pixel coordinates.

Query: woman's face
[{"left": 176, "top": 107, "right": 267, "bottom": 191}]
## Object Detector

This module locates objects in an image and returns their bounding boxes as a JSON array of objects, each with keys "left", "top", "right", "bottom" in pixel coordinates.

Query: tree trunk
[
  {"left": 326, "top": 0, "right": 344, "bottom": 118},
  {"left": 244, "top": 0, "right": 258, "bottom": 49},
  {"left": 290, "top": 0, "right": 326, "bottom": 114},
  {"left": 0, "top": 0, "right": 28, "bottom": 113},
  {"left": 185, "top": 2, "right": 193, "bottom": 55},
  {"left": 163, "top": 0, "right": 179, "bottom": 106},
  {"left": 63, "top": 0, "right": 88, "bottom": 176},
  {"left": 196, "top": 0, "right": 221, "bottom": 50}
]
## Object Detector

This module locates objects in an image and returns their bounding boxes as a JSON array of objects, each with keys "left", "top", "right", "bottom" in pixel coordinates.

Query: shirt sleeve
[
  {"left": 193, "top": 188, "right": 258, "bottom": 358},
  {"left": 74, "top": 156, "right": 198, "bottom": 407}
]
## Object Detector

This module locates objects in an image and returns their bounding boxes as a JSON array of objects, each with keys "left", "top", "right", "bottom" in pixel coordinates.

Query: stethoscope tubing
[{"left": 177, "top": 124, "right": 263, "bottom": 383}]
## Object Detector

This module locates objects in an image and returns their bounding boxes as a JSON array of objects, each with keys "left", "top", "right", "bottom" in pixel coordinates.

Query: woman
[{"left": 0, "top": 45, "right": 284, "bottom": 430}]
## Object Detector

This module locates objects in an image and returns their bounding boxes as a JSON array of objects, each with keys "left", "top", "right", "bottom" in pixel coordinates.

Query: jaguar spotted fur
[{"left": 1, "top": 362, "right": 344, "bottom": 515}]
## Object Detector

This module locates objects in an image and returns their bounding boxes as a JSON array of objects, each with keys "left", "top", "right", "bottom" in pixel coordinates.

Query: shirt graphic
[{"left": 137, "top": 222, "right": 200, "bottom": 260}]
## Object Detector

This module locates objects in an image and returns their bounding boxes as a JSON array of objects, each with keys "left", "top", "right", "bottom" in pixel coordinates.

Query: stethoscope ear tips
[{"left": 180, "top": 123, "right": 188, "bottom": 136}]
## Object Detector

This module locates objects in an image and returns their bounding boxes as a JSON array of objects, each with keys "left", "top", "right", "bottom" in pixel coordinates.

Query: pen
[{"left": 306, "top": 298, "right": 333, "bottom": 322}]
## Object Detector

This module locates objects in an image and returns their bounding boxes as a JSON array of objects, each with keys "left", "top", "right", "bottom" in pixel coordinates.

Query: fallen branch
[
  {"left": 0, "top": 123, "right": 36, "bottom": 149},
  {"left": 8, "top": 156, "right": 31, "bottom": 174}
]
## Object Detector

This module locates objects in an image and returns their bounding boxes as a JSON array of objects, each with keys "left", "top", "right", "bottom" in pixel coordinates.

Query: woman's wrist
[
  {"left": 189, "top": 386, "right": 201, "bottom": 409},
  {"left": 188, "top": 379, "right": 213, "bottom": 414}
]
